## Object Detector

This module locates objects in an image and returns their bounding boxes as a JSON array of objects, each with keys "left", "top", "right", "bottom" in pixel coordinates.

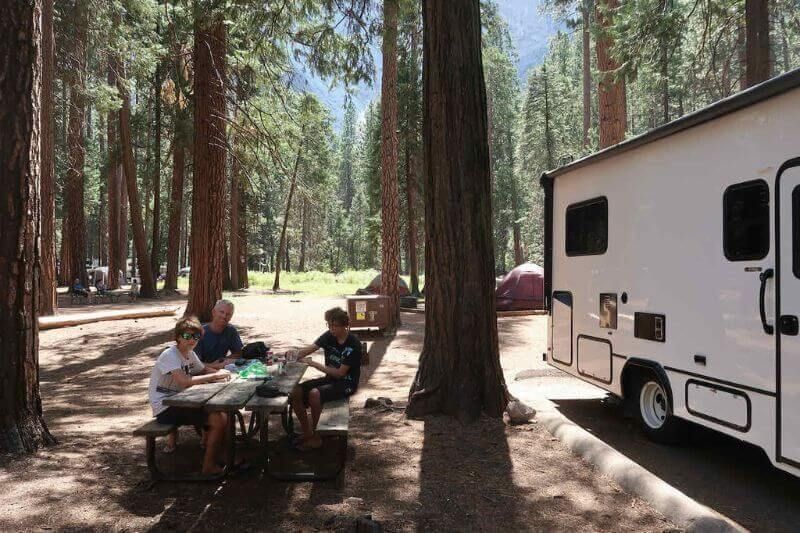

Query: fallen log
[{"left": 39, "top": 307, "right": 180, "bottom": 330}]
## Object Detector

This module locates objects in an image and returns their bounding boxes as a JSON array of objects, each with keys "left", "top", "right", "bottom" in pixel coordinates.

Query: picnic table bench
[
  {"left": 132, "top": 362, "right": 312, "bottom": 483},
  {"left": 133, "top": 343, "right": 368, "bottom": 485}
]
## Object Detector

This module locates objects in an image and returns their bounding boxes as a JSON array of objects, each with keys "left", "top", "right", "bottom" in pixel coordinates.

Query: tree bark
[
  {"left": 229, "top": 157, "right": 241, "bottom": 289},
  {"left": 0, "top": 0, "right": 58, "bottom": 454},
  {"left": 745, "top": 0, "right": 770, "bottom": 87},
  {"left": 595, "top": 0, "right": 627, "bottom": 149},
  {"left": 164, "top": 144, "right": 185, "bottom": 292},
  {"left": 39, "top": 0, "right": 57, "bottom": 315},
  {"left": 116, "top": 68, "right": 157, "bottom": 298},
  {"left": 106, "top": 64, "right": 122, "bottom": 289},
  {"left": 187, "top": 10, "right": 227, "bottom": 321},
  {"left": 298, "top": 197, "right": 308, "bottom": 272},
  {"left": 380, "top": 0, "right": 401, "bottom": 329},
  {"left": 405, "top": 134, "right": 420, "bottom": 295},
  {"left": 273, "top": 130, "right": 305, "bottom": 292},
  {"left": 406, "top": 0, "right": 508, "bottom": 422},
  {"left": 63, "top": 0, "right": 89, "bottom": 287},
  {"left": 581, "top": 0, "right": 592, "bottom": 149},
  {"left": 150, "top": 66, "right": 163, "bottom": 278}
]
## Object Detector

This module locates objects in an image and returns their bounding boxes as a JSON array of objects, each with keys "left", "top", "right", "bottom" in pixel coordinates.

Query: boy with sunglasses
[
  {"left": 148, "top": 316, "right": 231, "bottom": 475},
  {"left": 286, "top": 307, "right": 362, "bottom": 450}
]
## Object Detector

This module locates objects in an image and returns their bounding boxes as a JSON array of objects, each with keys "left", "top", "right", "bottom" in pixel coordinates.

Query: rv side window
[
  {"left": 723, "top": 180, "right": 769, "bottom": 261},
  {"left": 566, "top": 197, "right": 608, "bottom": 256}
]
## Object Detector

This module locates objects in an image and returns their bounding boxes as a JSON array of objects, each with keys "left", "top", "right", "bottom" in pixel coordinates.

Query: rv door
[{"left": 777, "top": 158, "right": 800, "bottom": 468}]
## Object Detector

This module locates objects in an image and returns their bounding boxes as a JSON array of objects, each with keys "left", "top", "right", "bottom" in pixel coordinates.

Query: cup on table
[{"left": 286, "top": 349, "right": 299, "bottom": 363}]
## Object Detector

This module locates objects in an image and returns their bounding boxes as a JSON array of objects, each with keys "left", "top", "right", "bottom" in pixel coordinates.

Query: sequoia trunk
[
  {"left": 0, "top": 0, "right": 58, "bottom": 454},
  {"left": 380, "top": 0, "right": 401, "bottom": 329},
  {"left": 595, "top": 0, "right": 627, "bottom": 149},
  {"left": 39, "top": 0, "right": 57, "bottom": 315},
  {"left": 186, "top": 11, "right": 227, "bottom": 321},
  {"left": 406, "top": 0, "right": 508, "bottom": 422}
]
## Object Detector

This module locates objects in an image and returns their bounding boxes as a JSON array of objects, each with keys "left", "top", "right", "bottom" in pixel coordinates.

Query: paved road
[{"left": 512, "top": 371, "right": 800, "bottom": 532}]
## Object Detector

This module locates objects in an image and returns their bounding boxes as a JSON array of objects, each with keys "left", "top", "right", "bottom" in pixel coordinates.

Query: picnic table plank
[
  {"left": 204, "top": 377, "right": 261, "bottom": 411},
  {"left": 162, "top": 381, "right": 228, "bottom": 408},
  {"left": 245, "top": 363, "right": 307, "bottom": 412},
  {"left": 315, "top": 398, "right": 349, "bottom": 436}
]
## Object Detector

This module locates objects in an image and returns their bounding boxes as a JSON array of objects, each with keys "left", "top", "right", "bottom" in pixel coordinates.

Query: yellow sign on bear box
[{"left": 346, "top": 295, "right": 389, "bottom": 330}]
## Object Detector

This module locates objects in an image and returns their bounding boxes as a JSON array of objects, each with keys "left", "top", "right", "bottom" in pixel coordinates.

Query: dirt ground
[{"left": 0, "top": 291, "right": 673, "bottom": 531}]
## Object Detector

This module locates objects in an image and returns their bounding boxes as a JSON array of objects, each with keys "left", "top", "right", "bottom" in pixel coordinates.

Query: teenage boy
[
  {"left": 287, "top": 307, "right": 362, "bottom": 450},
  {"left": 148, "top": 316, "right": 230, "bottom": 475}
]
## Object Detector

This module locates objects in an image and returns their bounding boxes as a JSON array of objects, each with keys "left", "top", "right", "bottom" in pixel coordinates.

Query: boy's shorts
[
  {"left": 299, "top": 377, "right": 355, "bottom": 406},
  {"left": 156, "top": 406, "right": 207, "bottom": 427}
]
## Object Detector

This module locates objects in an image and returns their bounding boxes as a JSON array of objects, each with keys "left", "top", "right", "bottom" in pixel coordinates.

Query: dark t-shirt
[
  {"left": 195, "top": 324, "right": 243, "bottom": 363},
  {"left": 313, "top": 332, "right": 362, "bottom": 390}
]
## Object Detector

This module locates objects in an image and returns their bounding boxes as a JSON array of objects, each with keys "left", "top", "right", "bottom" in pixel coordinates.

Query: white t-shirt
[{"left": 148, "top": 345, "right": 205, "bottom": 416}]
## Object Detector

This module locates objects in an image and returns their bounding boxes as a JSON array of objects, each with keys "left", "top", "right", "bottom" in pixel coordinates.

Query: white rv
[{"left": 541, "top": 69, "right": 800, "bottom": 477}]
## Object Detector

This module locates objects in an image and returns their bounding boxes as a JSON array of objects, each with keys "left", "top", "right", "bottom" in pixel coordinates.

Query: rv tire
[{"left": 636, "top": 373, "right": 684, "bottom": 444}]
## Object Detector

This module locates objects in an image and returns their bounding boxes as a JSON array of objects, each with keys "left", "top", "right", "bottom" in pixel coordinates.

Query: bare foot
[{"left": 298, "top": 434, "right": 323, "bottom": 451}]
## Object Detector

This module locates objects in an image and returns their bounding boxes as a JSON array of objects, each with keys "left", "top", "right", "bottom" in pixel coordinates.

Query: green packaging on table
[{"left": 238, "top": 361, "right": 273, "bottom": 380}]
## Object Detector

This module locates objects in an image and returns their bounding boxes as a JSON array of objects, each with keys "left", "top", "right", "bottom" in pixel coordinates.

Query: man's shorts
[
  {"left": 299, "top": 377, "right": 355, "bottom": 406},
  {"left": 156, "top": 406, "right": 208, "bottom": 427}
]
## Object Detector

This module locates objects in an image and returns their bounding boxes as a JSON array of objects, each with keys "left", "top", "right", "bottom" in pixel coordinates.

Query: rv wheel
[{"left": 637, "top": 375, "right": 683, "bottom": 444}]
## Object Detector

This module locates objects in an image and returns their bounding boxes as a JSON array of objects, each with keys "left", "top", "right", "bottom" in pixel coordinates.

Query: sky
[{"left": 297, "top": 0, "right": 559, "bottom": 130}]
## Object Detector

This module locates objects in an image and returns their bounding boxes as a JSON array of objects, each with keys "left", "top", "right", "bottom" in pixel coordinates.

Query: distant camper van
[{"left": 541, "top": 69, "right": 800, "bottom": 477}]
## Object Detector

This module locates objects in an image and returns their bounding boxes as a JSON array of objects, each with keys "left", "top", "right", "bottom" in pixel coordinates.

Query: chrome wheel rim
[{"left": 640, "top": 381, "right": 668, "bottom": 429}]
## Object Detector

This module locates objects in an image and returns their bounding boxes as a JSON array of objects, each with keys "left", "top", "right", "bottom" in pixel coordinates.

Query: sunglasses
[{"left": 179, "top": 331, "right": 202, "bottom": 341}]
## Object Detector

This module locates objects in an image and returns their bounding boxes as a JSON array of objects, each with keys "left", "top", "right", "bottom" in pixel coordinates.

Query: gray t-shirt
[{"left": 148, "top": 345, "right": 205, "bottom": 416}]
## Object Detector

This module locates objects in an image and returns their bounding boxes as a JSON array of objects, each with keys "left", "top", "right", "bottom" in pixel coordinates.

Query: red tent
[{"left": 495, "top": 263, "right": 545, "bottom": 311}]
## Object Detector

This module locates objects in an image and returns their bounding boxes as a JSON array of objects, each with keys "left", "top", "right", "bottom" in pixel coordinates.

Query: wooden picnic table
[{"left": 162, "top": 362, "right": 307, "bottom": 474}]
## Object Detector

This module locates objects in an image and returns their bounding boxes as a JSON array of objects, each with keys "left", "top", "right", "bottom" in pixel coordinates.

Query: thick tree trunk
[
  {"left": 595, "top": 0, "right": 627, "bottom": 148},
  {"left": 39, "top": 0, "right": 57, "bottom": 315},
  {"left": 64, "top": 0, "right": 89, "bottom": 287},
  {"left": 581, "top": 0, "right": 592, "bottom": 149},
  {"left": 164, "top": 144, "right": 185, "bottom": 292},
  {"left": 187, "top": 11, "right": 227, "bottom": 321},
  {"left": 0, "top": 0, "right": 58, "bottom": 454},
  {"left": 273, "top": 130, "right": 305, "bottom": 292},
  {"left": 406, "top": 0, "right": 508, "bottom": 422},
  {"left": 380, "top": 0, "right": 401, "bottom": 329},
  {"left": 150, "top": 66, "right": 162, "bottom": 278},
  {"left": 116, "top": 68, "right": 157, "bottom": 298},
  {"left": 745, "top": 0, "right": 770, "bottom": 87}
]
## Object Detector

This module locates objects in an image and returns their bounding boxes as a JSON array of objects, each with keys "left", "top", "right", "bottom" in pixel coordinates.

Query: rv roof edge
[{"left": 543, "top": 67, "right": 800, "bottom": 180}]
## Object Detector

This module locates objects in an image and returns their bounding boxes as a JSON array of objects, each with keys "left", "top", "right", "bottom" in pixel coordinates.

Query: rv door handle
[{"left": 759, "top": 268, "right": 774, "bottom": 335}]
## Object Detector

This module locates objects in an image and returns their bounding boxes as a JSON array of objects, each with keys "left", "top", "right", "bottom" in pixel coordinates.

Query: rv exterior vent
[
  {"left": 599, "top": 293, "right": 617, "bottom": 329},
  {"left": 634, "top": 312, "right": 666, "bottom": 342}
]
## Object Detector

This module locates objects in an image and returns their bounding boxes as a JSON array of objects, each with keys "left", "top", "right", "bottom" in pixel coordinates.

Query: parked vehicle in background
[{"left": 541, "top": 69, "right": 800, "bottom": 478}]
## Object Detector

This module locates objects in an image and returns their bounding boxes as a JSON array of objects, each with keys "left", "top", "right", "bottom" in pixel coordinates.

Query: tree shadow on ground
[{"left": 554, "top": 398, "right": 800, "bottom": 531}]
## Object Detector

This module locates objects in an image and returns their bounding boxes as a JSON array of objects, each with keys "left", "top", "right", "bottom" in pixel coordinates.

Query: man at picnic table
[
  {"left": 195, "top": 299, "right": 244, "bottom": 369},
  {"left": 287, "top": 307, "right": 362, "bottom": 451}
]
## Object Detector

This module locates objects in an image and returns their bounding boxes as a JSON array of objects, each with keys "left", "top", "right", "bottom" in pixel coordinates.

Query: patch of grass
[{"left": 164, "top": 270, "right": 425, "bottom": 297}]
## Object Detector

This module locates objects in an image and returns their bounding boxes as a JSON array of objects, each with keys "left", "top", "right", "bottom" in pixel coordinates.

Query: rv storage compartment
[
  {"left": 685, "top": 380, "right": 750, "bottom": 431},
  {"left": 552, "top": 292, "right": 573, "bottom": 365},
  {"left": 577, "top": 335, "right": 612, "bottom": 383}
]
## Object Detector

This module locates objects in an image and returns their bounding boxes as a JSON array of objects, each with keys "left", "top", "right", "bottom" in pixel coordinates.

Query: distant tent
[
  {"left": 357, "top": 274, "right": 411, "bottom": 297},
  {"left": 495, "top": 263, "right": 545, "bottom": 311}
]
